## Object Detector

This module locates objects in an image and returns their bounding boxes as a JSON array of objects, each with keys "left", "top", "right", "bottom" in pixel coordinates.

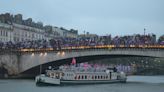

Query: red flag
[{"left": 71, "top": 57, "right": 76, "bottom": 64}]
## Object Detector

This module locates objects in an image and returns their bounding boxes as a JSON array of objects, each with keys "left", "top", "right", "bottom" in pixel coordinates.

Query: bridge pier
[{"left": 0, "top": 53, "right": 19, "bottom": 76}]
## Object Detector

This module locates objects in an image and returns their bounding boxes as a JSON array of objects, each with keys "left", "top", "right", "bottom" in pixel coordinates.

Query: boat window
[
  {"left": 103, "top": 76, "right": 104, "bottom": 79},
  {"left": 51, "top": 73, "right": 54, "bottom": 77},
  {"left": 62, "top": 73, "right": 64, "bottom": 76},
  {"left": 92, "top": 76, "right": 94, "bottom": 79},
  {"left": 110, "top": 72, "right": 112, "bottom": 79},
  {"left": 82, "top": 75, "right": 84, "bottom": 79},
  {"left": 95, "top": 76, "right": 97, "bottom": 79},
  {"left": 85, "top": 75, "right": 87, "bottom": 79},
  {"left": 56, "top": 73, "right": 59, "bottom": 79}
]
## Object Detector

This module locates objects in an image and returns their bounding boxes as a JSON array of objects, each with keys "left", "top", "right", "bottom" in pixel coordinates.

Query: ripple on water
[
  {"left": 127, "top": 76, "right": 164, "bottom": 84},
  {"left": 0, "top": 76, "right": 164, "bottom": 92}
]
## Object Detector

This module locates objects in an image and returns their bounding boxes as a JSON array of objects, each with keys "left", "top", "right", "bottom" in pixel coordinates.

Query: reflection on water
[{"left": 0, "top": 76, "right": 164, "bottom": 92}]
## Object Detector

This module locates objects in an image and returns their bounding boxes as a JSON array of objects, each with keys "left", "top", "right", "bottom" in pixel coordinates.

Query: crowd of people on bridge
[{"left": 0, "top": 34, "right": 164, "bottom": 50}]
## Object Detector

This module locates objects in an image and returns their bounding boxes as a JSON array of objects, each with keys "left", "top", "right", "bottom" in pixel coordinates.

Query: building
[
  {"left": 53, "top": 27, "right": 78, "bottom": 38},
  {"left": 0, "top": 13, "right": 79, "bottom": 42},
  {"left": 66, "top": 29, "right": 78, "bottom": 38},
  {"left": 79, "top": 33, "right": 98, "bottom": 39},
  {"left": 0, "top": 13, "right": 48, "bottom": 42},
  {"left": 12, "top": 23, "right": 45, "bottom": 42},
  {"left": 52, "top": 27, "right": 66, "bottom": 38},
  {"left": 0, "top": 22, "right": 13, "bottom": 42},
  {"left": 14, "top": 14, "right": 23, "bottom": 24}
]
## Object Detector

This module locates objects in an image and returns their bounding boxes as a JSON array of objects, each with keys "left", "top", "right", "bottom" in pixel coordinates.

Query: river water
[{"left": 0, "top": 76, "right": 164, "bottom": 92}]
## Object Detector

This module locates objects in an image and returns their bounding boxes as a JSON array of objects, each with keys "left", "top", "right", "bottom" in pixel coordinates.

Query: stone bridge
[{"left": 0, "top": 48, "right": 164, "bottom": 75}]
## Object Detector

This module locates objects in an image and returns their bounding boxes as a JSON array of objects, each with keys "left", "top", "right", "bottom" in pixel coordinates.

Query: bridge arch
[{"left": 18, "top": 48, "right": 164, "bottom": 73}]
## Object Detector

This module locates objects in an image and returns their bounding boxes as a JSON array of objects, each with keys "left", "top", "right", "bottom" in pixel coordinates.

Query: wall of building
[
  {"left": 0, "top": 23, "right": 13, "bottom": 42},
  {"left": 53, "top": 27, "right": 65, "bottom": 37},
  {"left": 53, "top": 27, "right": 78, "bottom": 38},
  {"left": 13, "top": 23, "right": 45, "bottom": 42}
]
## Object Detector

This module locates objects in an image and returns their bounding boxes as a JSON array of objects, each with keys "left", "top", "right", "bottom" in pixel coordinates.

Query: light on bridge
[
  {"left": 61, "top": 51, "right": 65, "bottom": 56},
  {"left": 56, "top": 51, "right": 65, "bottom": 56},
  {"left": 40, "top": 53, "right": 43, "bottom": 56},
  {"left": 57, "top": 52, "right": 60, "bottom": 56},
  {"left": 44, "top": 52, "right": 47, "bottom": 56},
  {"left": 31, "top": 53, "right": 34, "bottom": 56}
]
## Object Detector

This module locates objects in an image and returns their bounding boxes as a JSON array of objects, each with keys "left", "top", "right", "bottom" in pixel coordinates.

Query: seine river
[{"left": 0, "top": 76, "right": 164, "bottom": 92}]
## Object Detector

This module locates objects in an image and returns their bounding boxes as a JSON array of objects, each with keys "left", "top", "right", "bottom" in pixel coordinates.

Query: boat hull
[{"left": 35, "top": 75, "right": 126, "bottom": 86}]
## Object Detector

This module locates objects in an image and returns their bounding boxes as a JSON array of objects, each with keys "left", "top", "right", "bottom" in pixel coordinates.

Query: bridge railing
[
  {"left": 0, "top": 45, "right": 164, "bottom": 53},
  {"left": 15, "top": 45, "right": 164, "bottom": 53}
]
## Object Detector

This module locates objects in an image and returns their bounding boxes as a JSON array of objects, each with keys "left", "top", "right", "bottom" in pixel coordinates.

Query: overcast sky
[{"left": 0, "top": 0, "right": 164, "bottom": 37}]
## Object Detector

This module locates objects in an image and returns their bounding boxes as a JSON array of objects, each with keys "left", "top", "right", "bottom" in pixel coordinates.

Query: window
[
  {"left": 6, "top": 31, "right": 8, "bottom": 37},
  {"left": 25, "top": 32, "right": 27, "bottom": 37},
  {"left": 3, "top": 31, "right": 5, "bottom": 36},
  {"left": 98, "top": 76, "right": 100, "bottom": 79},
  {"left": 104, "top": 76, "right": 106, "bottom": 79},
  {"left": 82, "top": 75, "right": 84, "bottom": 79},
  {"left": 95, "top": 76, "right": 97, "bottom": 79},
  {"left": 92, "top": 76, "right": 94, "bottom": 79},
  {"left": 85, "top": 75, "right": 87, "bottom": 79},
  {"left": 0, "top": 30, "right": 2, "bottom": 36}
]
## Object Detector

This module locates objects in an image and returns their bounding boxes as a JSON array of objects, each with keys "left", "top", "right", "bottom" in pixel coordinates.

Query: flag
[{"left": 71, "top": 57, "right": 76, "bottom": 64}]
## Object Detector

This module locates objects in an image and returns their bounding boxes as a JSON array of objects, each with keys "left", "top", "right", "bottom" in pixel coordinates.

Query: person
[{"left": 113, "top": 67, "right": 117, "bottom": 72}]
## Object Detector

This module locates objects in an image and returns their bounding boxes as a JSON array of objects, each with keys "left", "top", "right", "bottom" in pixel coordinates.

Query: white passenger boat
[{"left": 35, "top": 64, "right": 127, "bottom": 86}]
